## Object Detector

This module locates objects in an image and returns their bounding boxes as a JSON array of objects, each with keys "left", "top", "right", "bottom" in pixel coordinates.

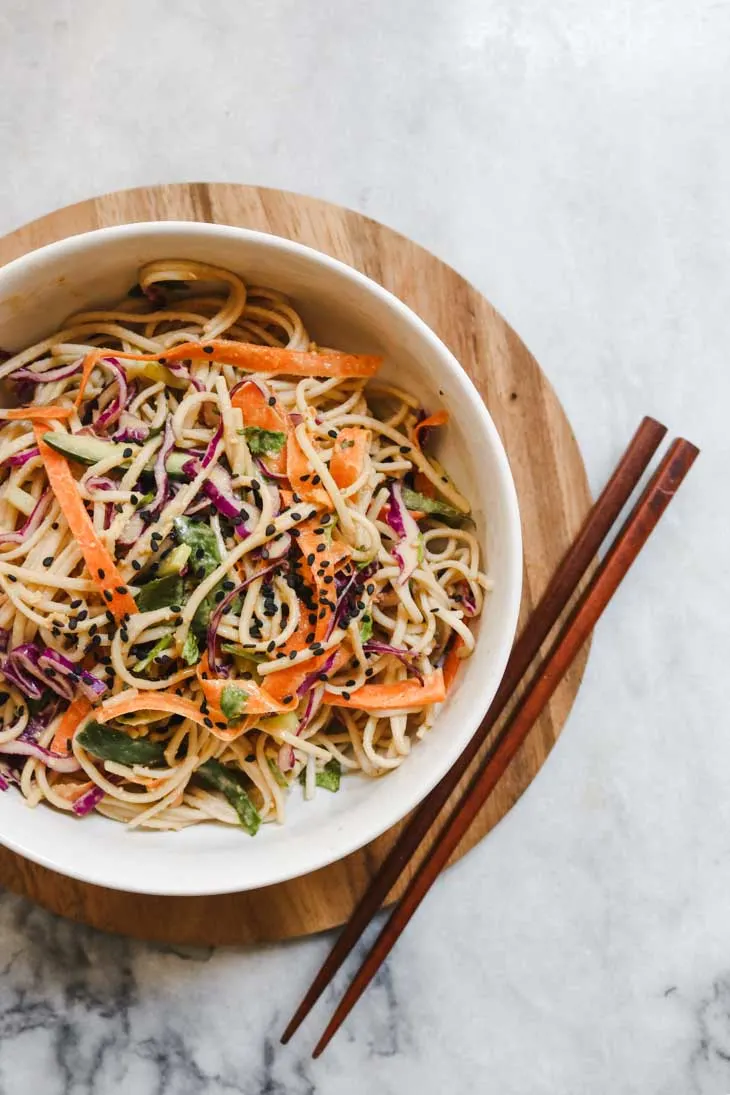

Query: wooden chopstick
[
  {"left": 310, "top": 435, "right": 698, "bottom": 1056},
  {"left": 281, "top": 415, "right": 667, "bottom": 1046}
]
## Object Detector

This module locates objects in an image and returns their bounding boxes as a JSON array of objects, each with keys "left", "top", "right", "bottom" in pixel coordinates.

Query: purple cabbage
[
  {"left": 0, "top": 738, "right": 81, "bottom": 773},
  {"left": 7, "top": 447, "right": 40, "bottom": 466},
  {"left": 11, "top": 360, "right": 83, "bottom": 384},
  {"left": 141, "top": 418, "right": 175, "bottom": 517},
  {"left": 91, "top": 358, "right": 128, "bottom": 432},
  {"left": 203, "top": 466, "right": 251, "bottom": 539},
  {"left": 259, "top": 532, "right": 291, "bottom": 561},
  {"left": 385, "top": 482, "right": 421, "bottom": 585},
  {"left": 280, "top": 686, "right": 324, "bottom": 771},
  {"left": 0, "top": 490, "right": 51, "bottom": 546},
  {"left": 1, "top": 645, "right": 52, "bottom": 699},
  {"left": 1, "top": 643, "right": 106, "bottom": 702},
  {"left": 457, "top": 581, "right": 477, "bottom": 616},
  {"left": 72, "top": 783, "right": 105, "bottom": 817},
  {"left": 116, "top": 513, "right": 145, "bottom": 550},
  {"left": 37, "top": 648, "right": 107, "bottom": 701},
  {"left": 254, "top": 455, "right": 288, "bottom": 483},
  {"left": 206, "top": 562, "right": 279, "bottom": 676},
  {"left": 297, "top": 651, "right": 337, "bottom": 698},
  {"left": 362, "top": 641, "right": 424, "bottom": 684}
]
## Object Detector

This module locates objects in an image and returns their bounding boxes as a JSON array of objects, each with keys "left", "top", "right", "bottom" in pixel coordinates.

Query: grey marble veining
[{"left": 0, "top": 0, "right": 729, "bottom": 1091}]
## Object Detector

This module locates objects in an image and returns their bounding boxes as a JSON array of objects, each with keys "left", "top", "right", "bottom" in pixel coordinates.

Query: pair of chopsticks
[{"left": 281, "top": 416, "right": 699, "bottom": 1057}]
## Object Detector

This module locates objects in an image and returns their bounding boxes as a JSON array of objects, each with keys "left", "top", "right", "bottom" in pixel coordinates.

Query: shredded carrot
[
  {"left": 263, "top": 521, "right": 351, "bottom": 700},
  {"left": 164, "top": 341, "right": 383, "bottom": 379},
  {"left": 50, "top": 696, "right": 92, "bottom": 754},
  {"left": 323, "top": 670, "right": 446, "bottom": 710},
  {"left": 442, "top": 635, "right": 465, "bottom": 691},
  {"left": 196, "top": 654, "right": 297, "bottom": 733},
  {"left": 411, "top": 411, "right": 448, "bottom": 498},
  {"left": 286, "top": 433, "right": 331, "bottom": 506},
  {"left": 97, "top": 690, "right": 211, "bottom": 729},
  {"left": 412, "top": 409, "right": 449, "bottom": 450},
  {"left": 230, "top": 380, "right": 289, "bottom": 475},
  {"left": 265, "top": 644, "right": 350, "bottom": 704},
  {"left": 6, "top": 405, "right": 73, "bottom": 421},
  {"left": 330, "top": 427, "right": 371, "bottom": 489},
  {"left": 53, "top": 780, "right": 95, "bottom": 804},
  {"left": 33, "top": 425, "right": 137, "bottom": 621}
]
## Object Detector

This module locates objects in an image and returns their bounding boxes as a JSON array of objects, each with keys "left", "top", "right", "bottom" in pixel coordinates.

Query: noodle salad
[{"left": 0, "top": 261, "right": 491, "bottom": 834}]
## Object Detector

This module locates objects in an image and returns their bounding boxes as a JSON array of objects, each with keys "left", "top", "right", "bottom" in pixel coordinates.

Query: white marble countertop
[{"left": 0, "top": 0, "right": 728, "bottom": 1091}]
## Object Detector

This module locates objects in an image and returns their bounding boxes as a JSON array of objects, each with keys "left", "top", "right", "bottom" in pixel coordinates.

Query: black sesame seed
[
  {"left": 97, "top": 568, "right": 106, "bottom": 579},
  {"left": 399, "top": 445, "right": 410, "bottom": 454},
  {"left": 214, "top": 591, "right": 225, "bottom": 603},
  {"left": 324, "top": 575, "right": 334, "bottom": 585},
  {"left": 306, "top": 553, "right": 315, "bottom": 565},
  {"left": 70, "top": 599, "right": 82, "bottom": 609},
  {"left": 123, "top": 447, "right": 133, "bottom": 459},
  {"left": 265, "top": 523, "right": 275, "bottom": 537},
  {"left": 328, "top": 429, "right": 337, "bottom": 439},
  {"left": 365, "top": 667, "right": 375, "bottom": 677},
  {"left": 68, "top": 619, "right": 78, "bottom": 631},
  {"left": 268, "top": 396, "right": 276, "bottom": 407},
  {"left": 203, "top": 345, "right": 214, "bottom": 354},
  {"left": 204, "top": 717, "right": 213, "bottom": 728},
  {"left": 103, "top": 590, "right": 113, "bottom": 602},
  {"left": 366, "top": 583, "right": 375, "bottom": 594},
  {"left": 292, "top": 493, "right": 301, "bottom": 503},
  {"left": 115, "top": 586, "right": 127, "bottom": 595},
  {"left": 289, "top": 650, "right": 297, "bottom": 660},
  {"left": 316, "top": 543, "right": 326, "bottom": 553},
  {"left": 43, "top": 556, "right": 53, "bottom": 567},
  {"left": 342, "top": 691, "right": 351, "bottom": 700},
  {"left": 282, "top": 694, "right": 293, "bottom": 704},
  {"left": 51, "top": 522, "right": 59, "bottom": 530},
  {"left": 346, "top": 679, "right": 356, "bottom": 687},
  {"left": 132, "top": 560, "right": 142, "bottom": 571},
  {"left": 267, "top": 641, "right": 275, "bottom": 653},
  {"left": 291, "top": 512, "right": 301, "bottom": 522},
  {"left": 131, "top": 494, "right": 139, "bottom": 505},
  {"left": 311, "top": 474, "right": 321, "bottom": 486},
  {"left": 290, "top": 529, "right": 300, "bottom": 538},
  {"left": 321, "top": 514, "right": 331, "bottom": 524},
  {"left": 250, "top": 479, "right": 260, "bottom": 491},
  {"left": 215, "top": 721, "right": 227, "bottom": 730},
  {"left": 169, "top": 604, "right": 181, "bottom": 613}
]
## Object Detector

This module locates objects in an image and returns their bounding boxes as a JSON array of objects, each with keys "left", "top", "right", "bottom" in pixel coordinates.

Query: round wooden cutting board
[{"left": 0, "top": 184, "right": 592, "bottom": 945}]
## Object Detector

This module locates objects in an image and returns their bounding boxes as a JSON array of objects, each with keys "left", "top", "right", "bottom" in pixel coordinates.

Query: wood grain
[{"left": 0, "top": 184, "right": 592, "bottom": 945}]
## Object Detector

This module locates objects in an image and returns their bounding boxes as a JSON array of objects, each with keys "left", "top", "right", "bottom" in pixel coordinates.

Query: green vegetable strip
[
  {"left": 401, "top": 486, "right": 464, "bottom": 523},
  {"left": 76, "top": 722, "right": 167, "bottom": 765},
  {"left": 196, "top": 758, "right": 261, "bottom": 835}
]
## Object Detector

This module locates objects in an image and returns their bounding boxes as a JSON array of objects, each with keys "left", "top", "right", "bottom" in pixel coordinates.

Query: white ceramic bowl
[{"left": 0, "top": 222, "right": 522, "bottom": 895}]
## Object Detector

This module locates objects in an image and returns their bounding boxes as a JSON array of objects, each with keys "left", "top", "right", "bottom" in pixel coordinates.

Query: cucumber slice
[
  {"left": 43, "top": 432, "right": 124, "bottom": 466},
  {"left": 42, "top": 432, "right": 190, "bottom": 480},
  {"left": 158, "top": 544, "right": 191, "bottom": 577}
]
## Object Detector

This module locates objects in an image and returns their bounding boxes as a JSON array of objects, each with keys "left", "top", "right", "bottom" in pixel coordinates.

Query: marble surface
[{"left": 0, "top": 0, "right": 728, "bottom": 1091}]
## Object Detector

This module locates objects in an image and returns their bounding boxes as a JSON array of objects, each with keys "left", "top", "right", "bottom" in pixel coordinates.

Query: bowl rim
[{"left": 0, "top": 221, "right": 523, "bottom": 895}]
